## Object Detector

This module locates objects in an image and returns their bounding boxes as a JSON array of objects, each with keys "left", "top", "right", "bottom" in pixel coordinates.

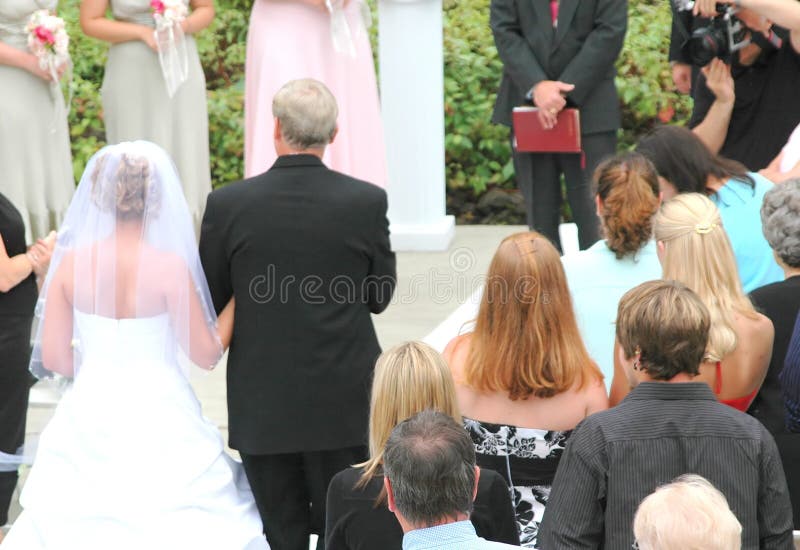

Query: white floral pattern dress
[{"left": 464, "top": 418, "right": 572, "bottom": 548}]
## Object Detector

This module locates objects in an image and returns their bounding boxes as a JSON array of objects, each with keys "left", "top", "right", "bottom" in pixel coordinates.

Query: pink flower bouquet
[{"left": 25, "top": 10, "right": 69, "bottom": 77}]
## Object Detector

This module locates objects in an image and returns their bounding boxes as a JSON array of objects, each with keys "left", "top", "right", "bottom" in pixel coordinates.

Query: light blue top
[
  {"left": 561, "top": 239, "right": 663, "bottom": 389},
  {"left": 712, "top": 174, "right": 784, "bottom": 293},
  {"left": 402, "top": 520, "right": 520, "bottom": 549}
]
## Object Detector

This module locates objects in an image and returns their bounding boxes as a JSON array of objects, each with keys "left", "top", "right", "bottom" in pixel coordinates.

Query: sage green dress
[
  {"left": 102, "top": 0, "right": 211, "bottom": 230},
  {"left": 0, "top": 0, "right": 73, "bottom": 243}
]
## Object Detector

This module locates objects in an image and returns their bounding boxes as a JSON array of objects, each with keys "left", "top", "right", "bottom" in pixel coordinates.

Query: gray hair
[
  {"left": 761, "top": 179, "right": 800, "bottom": 268},
  {"left": 272, "top": 79, "right": 338, "bottom": 151},
  {"left": 383, "top": 410, "right": 476, "bottom": 528}
]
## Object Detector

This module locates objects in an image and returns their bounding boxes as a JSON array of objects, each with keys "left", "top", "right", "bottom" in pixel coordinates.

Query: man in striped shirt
[{"left": 539, "top": 280, "right": 793, "bottom": 549}]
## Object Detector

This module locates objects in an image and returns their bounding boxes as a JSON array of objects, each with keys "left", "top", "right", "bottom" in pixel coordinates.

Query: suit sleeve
[
  {"left": 758, "top": 430, "right": 794, "bottom": 549},
  {"left": 537, "top": 426, "right": 605, "bottom": 549},
  {"left": 490, "top": 0, "right": 549, "bottom": 94},
  {"left": 485, "top": 470, "right": 522, "bottom": 545},
  {"left": 366, "top": 190, "right": 396, "bottom": 315},
  {"left": 670, "top": 8, "right": 693, "bottom": 64},
  {"left": 199, "top": 192, "right": 233, "bottom": 315},
  {"left": 557, "top": 0, "right": 628, "bottom": 106},
  {"left": 688, "top": 73, "right": 714, "bottom": 129}
]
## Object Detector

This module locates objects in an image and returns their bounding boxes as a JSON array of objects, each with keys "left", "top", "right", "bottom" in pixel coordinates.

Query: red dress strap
[{"left": 714, "top": 361, "right": 722, "bottom": 395}]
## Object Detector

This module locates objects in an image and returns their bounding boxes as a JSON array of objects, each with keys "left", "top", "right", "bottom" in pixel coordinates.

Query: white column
[{"left": 378, "top": 0, "right": 455, "bottom": 251}]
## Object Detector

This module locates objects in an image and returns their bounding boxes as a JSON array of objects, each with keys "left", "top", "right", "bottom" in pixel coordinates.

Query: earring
[{"left": 633, "top": 346, "right": 642, "bottom": 370}]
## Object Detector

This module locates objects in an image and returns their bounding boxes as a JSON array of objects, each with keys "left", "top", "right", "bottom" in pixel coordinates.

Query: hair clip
[{"left": 694, "top": 222, "right": 716, "bottom": 235}]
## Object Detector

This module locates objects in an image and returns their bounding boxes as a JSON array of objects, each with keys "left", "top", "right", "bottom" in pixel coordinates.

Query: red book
[{"left": 512, "top": 107, "right": 582, "bottom": 153}]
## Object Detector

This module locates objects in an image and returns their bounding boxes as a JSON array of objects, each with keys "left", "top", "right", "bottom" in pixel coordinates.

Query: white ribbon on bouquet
[
  {"left": 154, "top": 19, "right": 189, "bottom": 98},
  {"left": 326, "top": 0, "right": 373, "bottom": 57}
]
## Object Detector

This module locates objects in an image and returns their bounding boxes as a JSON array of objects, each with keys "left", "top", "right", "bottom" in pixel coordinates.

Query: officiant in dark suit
[
  {"left": 199, "top": 78, "right": 396, "bottom": 550},
  {"left": 492, "top": 0, "right": 627, "bottom": 251}
]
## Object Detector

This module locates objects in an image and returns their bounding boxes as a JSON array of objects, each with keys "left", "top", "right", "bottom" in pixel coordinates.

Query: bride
[{"left": 2, "top": 142, "right": 269, "bottom": 549}]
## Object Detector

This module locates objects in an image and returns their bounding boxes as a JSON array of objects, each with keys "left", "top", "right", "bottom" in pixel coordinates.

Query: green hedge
[{"left": 62, "top": 0, "right": 689, "bottom": 195}]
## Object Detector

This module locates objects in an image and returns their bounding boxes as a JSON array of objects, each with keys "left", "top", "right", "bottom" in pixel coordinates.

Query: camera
[{"left": 673, "top": 1, "right": 751, "bottom": 66}]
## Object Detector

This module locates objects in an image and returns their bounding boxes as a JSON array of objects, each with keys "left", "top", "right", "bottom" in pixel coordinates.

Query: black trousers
[
  {"left": 512, "top": 131, "right": 617, "bottom": 251},
  {"left": 241, "top": 445, "right": 367, "bottom": 550},
  {"left": 0, "top": 318, "right": 34, "bottom": 526}
]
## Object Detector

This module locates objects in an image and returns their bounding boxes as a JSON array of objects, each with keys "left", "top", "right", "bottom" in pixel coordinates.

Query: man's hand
[
  {"left": 694, "top": 0, "right": 728, "bottom": 17},
  {"left": 532, "top": 80, "right": 574, "bottom": 130},
  {"left": 702, "top": 58, "right": 734, "bottom": 104},
  {"left": 672, "top": 62, "right": 692, "bottom": 94}
]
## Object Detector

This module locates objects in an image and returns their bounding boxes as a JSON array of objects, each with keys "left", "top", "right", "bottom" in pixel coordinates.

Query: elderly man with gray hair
[
  {"left": 383, "top": 410, "right": 520, "bottom": 549},
  {"left": 749, "top": 178, "right": 800, "bottom": 529},
  {"left": 200, "top": 78, "right": 396, "bottom": 550}
]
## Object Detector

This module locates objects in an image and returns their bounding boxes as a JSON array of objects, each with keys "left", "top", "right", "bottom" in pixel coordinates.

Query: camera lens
[{"left": 686, "top": 25, "right": 729, "bottom": 67}]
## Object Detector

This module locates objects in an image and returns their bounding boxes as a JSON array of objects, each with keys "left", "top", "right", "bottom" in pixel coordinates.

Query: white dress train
[{"left": 3, "top": 312, "right": 268, "bottom": 550}]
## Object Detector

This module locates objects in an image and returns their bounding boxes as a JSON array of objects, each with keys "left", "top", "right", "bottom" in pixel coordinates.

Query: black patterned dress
[{"left": 464, "top": 417, "right": 572, "bottom": 548}]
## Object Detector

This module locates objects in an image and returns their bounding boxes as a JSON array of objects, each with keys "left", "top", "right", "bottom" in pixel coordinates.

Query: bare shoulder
[
  {"left": 735, "top": 309, "right": 775, "bottom": 342},
  {"left": 579, "top": 374, "right": 609, "bottom": 415},
  {"left": 443, "top": 334, "right": 472, "bottom": 384}
]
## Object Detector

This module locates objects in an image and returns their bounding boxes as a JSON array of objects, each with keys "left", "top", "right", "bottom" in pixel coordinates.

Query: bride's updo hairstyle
[{"left": 90, "top": 146, "right": 162, "bottom": 220}]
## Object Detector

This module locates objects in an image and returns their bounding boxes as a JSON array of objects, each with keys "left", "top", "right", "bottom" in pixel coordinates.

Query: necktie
[{"left": 550, "top": 0, "right": 559, "bottom": 28}]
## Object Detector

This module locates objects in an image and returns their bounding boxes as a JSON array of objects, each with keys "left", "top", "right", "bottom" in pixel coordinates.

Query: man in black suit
[
  {"left": 491, "top": 0, "right": 627, "bottom": 250},
  {"left": 199, "top": 78, "right": 396, "bottom": 550}
]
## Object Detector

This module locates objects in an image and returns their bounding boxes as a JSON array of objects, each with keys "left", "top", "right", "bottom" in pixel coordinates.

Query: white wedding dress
[{"left": 3, "top": 311, "right": 268, "bottom": 550}]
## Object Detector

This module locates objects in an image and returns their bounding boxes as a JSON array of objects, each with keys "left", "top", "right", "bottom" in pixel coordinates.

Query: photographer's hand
[
  {"left": 671, "top": 62, "right": 692, "bottom": 94},
  {"left": 703, "top": 59, "right": 734, "bottom": 104},
  {"left": 693, "top": 0, "right": 728, "bottom": 17}
]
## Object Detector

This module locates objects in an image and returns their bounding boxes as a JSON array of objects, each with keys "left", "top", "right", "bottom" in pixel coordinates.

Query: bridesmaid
[
  {"left": 0, "top": 192, "right": 53, "bottom": 544},
  {"left": 245, "top": 0, "right": 388, "bottom": 186},
  {"left": 0, "top": 0, "right": 74, "bottom": 243},
  {"left": 80, "top": 0, "right": 213, "bottom": 230}
]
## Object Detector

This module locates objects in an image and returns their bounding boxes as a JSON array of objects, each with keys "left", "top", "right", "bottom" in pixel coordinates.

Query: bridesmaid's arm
[
  {"left": 0, "top": 43, "right": 53, "bottom": 81},
  {"left": 182, "top": 0, "right": 215, "bottom": 35},
  {"left": 80, "top": 0, "right": 157, "bottom": 50},
  {"left": 0, "top": 233, "right": 35, "bottom": 293}
]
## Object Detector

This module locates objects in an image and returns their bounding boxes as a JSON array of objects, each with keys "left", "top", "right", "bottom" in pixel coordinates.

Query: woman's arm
[
  {"left": 216, "top": 297, "right": 234, "bottom": 350},
  {"left": 0, "top": 42, "right": 55, "bottom": 81},
  {"left": 0, "top": 232, "right": 34, "bottom": 293},
  {"left": 182, "top": 0, "right": 215, "bottom": 35},
  {"left": 80, "top": 0, "right": 157, "bottom": 50},
  {"left": 165, "top": 259, "right": 224, "bottom": 369},
  {"left": 41, "top": 254, "right": 75, "bottom": 377}
]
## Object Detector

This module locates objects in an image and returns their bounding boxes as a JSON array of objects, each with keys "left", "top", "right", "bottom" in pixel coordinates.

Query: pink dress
[{"left": 245, "top": 0, "right": 387, "bottom": 187}]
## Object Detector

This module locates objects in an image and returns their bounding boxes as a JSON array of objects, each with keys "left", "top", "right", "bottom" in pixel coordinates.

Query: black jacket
[
  {"left": 199, "top": 155, "right": 396, "bottom": 455},
  {"left": 490, "top": 0, "right": 627, "bottom": 135}
]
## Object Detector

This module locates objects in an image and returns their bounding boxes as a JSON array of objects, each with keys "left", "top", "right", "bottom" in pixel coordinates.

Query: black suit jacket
[
  {"left": 199, "top": 155, "right": 396, "bottom": 455},
  {"left": 491, "top": 0, "right": 628, "bottom": 135}
]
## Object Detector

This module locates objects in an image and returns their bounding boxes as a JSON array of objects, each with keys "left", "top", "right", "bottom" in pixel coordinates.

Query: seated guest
[
  {"left": 633, "top": 474, "right": 742, "bottom": 550},
  {"left": 636, "top": 125, "right": 783, "bottom": 292},
  {"left": 538, "top": 280, "right": 793, "bottom": 548},
  {"left": 444, "top": 232, "right": 607, "bottom": 548},
  {"left": 325, "top": 342, "right": 519, "bottom": 549},
  {"left": 562, "top": 153, "right": 662, "bottom": 386},
  {"left": 611, "top": 194, "right": 774, "bottom": 411},
  {"left": 749, "top": 179, "right": 800, "bottom": 528},
  {"left": 382, "top": 410, "right": 521, "bottom": 549},
  {"left": 750, "top": 179, "right": 800, "bottom": 432}
]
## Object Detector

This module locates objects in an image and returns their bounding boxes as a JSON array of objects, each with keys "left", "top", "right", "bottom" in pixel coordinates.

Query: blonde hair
[
  {"left": 465, "top": 232, "right": 602, "bottom": 400},
  {"left": 654, "top": 194, "right": 757, "bottom": 362},
  {"left": 358, "top": 342, "right": 461, "bottom": 486},
  {"left": 91, "top": 152, "right": 161, "bottom": 220},
  {"left": 633, "top": 474, "right": 742, "bottom": 550}
]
